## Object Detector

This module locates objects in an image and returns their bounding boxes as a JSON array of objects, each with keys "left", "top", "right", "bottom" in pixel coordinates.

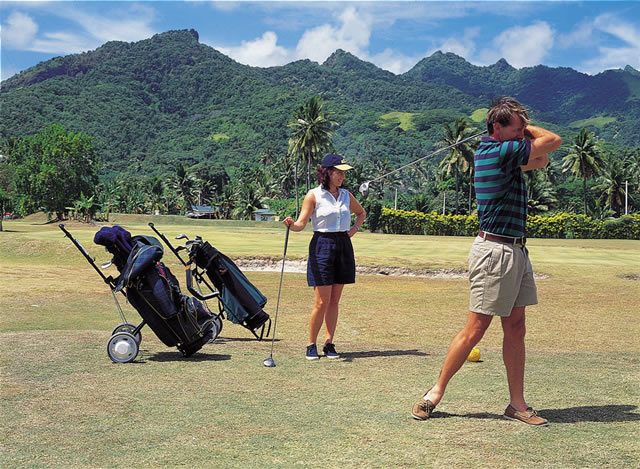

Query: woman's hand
[
  {"left": 347, "top": 225, "right": 359, "bottom": 238},
  {"left": 283, "top": 217, "right": 294, "bottom": 227}
]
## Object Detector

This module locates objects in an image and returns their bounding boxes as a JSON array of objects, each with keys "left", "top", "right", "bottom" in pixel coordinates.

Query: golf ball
[{"left": 467, "top": 347, "right": 481, "bottom": 362}]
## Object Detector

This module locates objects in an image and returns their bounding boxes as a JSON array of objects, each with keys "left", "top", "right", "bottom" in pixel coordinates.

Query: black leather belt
[{"left": 478, "top": 231, "right": 526, "bottom": 245}]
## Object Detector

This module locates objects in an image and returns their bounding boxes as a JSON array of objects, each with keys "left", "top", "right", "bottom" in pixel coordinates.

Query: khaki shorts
[{"left": 468, "top": 235, "right": 538, "bottom": 317}]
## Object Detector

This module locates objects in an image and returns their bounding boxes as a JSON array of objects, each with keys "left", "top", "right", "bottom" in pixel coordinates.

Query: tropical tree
[
  {"left": 95, "top": 180, "right": 119, "bottom": 221},
  {"left": 562, "top": 128, "right": 604, "bottom": 215},
  {"left": 117, "top": 180, "right": 146, "bottom": 214},
  {"left": 258, "top": 144, "right": 277, "bottom": 168},
  {"left": 217, "top": 184, "right": 236, "bottom": 219},
  {"left": 67, "top": 193, "right": 96, "bottom": 222},
  {"left": 148, "top": 176, "right": 165, "bottom": 215},
  {"left": 288, "top": 95, "right": 337, "bottom": 214},
  {"left": 0, "top": 155, "right": 14, "bottom": 231},
  {"left": 525, "top": 170, "right": 558, "bottom": 215},
  {"left": 276, "top": 153, "right": 296, "bottom": 198},
  {"left": 11, "top": 124, "right": 99, "bottom": 220},
  {"left": 592, "top": 154, "right": 629, "bottom": 216},
  {"left": 370, "top": 156, "right": 402, "bottom": 201},
  {"left": 232, "top": 182, "right": 265, "bottom": 220},
  {"left": 438, "top": 118, "right": 476, "bottom": 214},
  {"left": 170, "top": 162, "right": 196, "bottom": 212}
]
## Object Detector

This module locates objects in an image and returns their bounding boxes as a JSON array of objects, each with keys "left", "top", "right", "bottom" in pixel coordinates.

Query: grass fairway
[{"left": 1, "top": 215, "right": 639, "bottom": 468}]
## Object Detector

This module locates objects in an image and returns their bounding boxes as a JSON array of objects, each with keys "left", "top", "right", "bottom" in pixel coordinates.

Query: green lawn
[{"left": 1, "top": 215, "right": 639, "bottom": 468}]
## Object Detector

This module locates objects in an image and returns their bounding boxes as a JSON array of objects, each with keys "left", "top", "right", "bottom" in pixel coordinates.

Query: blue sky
[{"left": 1, "top": 1, "right": 639, "bottom": 82}]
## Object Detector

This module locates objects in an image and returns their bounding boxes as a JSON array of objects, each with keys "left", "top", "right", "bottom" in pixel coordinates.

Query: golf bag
[
  {"left": 187, "top": 240, "right": 271, "bottom": 338},
  {"left": 92, "top": 225, "right": 221, "bottom": 359}
]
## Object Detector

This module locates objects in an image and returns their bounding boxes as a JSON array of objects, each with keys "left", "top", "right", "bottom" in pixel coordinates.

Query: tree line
[{"left": 1, "top": 96, "right": 639, "bottom": 233}]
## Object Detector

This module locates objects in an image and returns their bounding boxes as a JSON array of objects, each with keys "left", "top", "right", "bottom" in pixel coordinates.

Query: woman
[{"left": 283, "top": 154, "right": 366, "bottom": 360}]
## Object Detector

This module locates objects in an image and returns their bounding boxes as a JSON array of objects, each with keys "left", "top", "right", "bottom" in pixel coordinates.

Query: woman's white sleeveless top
[{"left": 310, "top": 186, "right": 351, "bottom": 232}]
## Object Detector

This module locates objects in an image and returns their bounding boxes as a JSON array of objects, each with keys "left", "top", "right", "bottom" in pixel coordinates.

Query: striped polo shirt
[{"left": 474, "top": 137, "right": 531, "bottom": 237}]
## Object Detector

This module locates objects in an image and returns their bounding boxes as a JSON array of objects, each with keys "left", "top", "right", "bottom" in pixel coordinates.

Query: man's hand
[{"left": 521, "top": 125, "right": 561, "bottom": 171}]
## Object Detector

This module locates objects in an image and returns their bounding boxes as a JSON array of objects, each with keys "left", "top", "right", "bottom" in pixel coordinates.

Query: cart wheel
[
  {"left": 112, "top": 323, "right": 142, "bottom": 344},
  {"left": 107, "top": 332, "right": 139, "bottom": 363}
]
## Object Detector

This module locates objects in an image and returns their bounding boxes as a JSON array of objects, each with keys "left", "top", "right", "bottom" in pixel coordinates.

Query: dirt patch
[
  {"left": 236, "top": 256, "right": 466, "bottom": 277},
  {"left": 236, "top": 256, "right": 550, "bottom": 279},
  {"left": 620, "top": 273, "right": 640, "bottom": 281}
]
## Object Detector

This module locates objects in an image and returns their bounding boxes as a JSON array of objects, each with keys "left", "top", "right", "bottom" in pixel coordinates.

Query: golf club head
[
  {"left": 100, "top": 260, "right": 113, "bottom": 269},
  {"left": 175, "top": 233, "right": 189, "bottom": 240},
  {"left": 359, "top": 181, "right": 370, "bottom": 199},
  {"left": 263, "top": 357, "right": 275, "bottom": 367}
]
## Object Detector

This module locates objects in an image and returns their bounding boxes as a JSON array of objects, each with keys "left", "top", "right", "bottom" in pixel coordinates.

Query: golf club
[
  {"left": 264, "top": 225, "right": 290, "bottom": 367},
  {"left": 358, "top": 130, "right": 487, "bottom": 199}
]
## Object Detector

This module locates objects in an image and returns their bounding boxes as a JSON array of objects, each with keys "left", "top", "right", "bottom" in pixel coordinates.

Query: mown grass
[
  {"left": 1, "top": 215, "right": 639, "bottom": 468},
  {"left": 378, "top": 111, "right": 416, "bottom": 131},
  {"left": 568, "top": 116, "right": 617, "bottom": 129}
]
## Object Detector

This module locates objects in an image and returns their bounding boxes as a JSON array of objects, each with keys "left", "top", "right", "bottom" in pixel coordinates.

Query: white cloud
[
  {"left": 558, "top": 22, "right": 595, "bottom": 49},
  {"left": 590, "top": 14, "right": 640, "bottom": 71},
  {"left": 63, "top": 4, "right": 156, "bottom": 44},
  {"left": 30, "top": 31, "right": 92, "bottom": 54},
  {"left": 427, "top": 27, "right": 480, "bottom": 62},
  {"left": 368, "top": 48, "right": 419, "bottom": 75},
  {"left": 479, "top": 21, "right": 554, "bottom": 68},
  {"left": 1, "top": 63, "right": 20, "bottom": 82},
  {"left": 1, "top": 4, "right": 156, "bottom": 55},
  {"left": 212, "top": 6, "right": 376, "bottom": 68},
  {"left": 216, "top": 31, "right": 294, "bottom": 67},
  {"left": 562, "top": 14, "right": 640, "bottom": 73},
  {"left": 296, "top": 6, "right": 372, "bottom": 63},
  {"left": 2, "top": 11, "right": 39, "bottom": 48}
]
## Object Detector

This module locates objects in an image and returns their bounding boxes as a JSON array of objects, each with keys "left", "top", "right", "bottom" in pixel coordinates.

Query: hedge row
[{"left": 379, "top": 208, "right": 640, "bottom": 240}]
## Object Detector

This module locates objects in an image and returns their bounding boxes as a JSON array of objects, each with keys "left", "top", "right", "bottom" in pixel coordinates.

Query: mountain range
[{"left": 2, "top": 29, "right": 639, "bottom": 178}]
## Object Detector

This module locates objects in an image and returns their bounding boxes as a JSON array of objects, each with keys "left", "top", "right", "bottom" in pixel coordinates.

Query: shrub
[{"left": 379, "top": 209, "right": 640, "bottom": 239}]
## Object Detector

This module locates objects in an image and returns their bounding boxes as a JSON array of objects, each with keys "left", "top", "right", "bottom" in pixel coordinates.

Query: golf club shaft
[
  {"left": 269, "top": 225, "right": 290, "bottom": 358},
  {"left": 369, "top": 130, "right": 487, "bottom": 184}
]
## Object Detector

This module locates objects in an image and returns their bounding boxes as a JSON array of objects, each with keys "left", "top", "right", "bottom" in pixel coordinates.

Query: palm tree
[
  {"left": 288, "top": 96, "right": 337, "bottom": 214},
  {"left": 171, "top": 162, "right": 196, "bottom": 212},
  {"left": 215, "top": 184, "right": 236, "bottom": 220},
  {"left": 232, "top": 182, "right": 265, "bottom": 220},
  {"left": 95, "top": 180, "right": 119, "bottom": 221},
  {"left": 438, "top": 118, "right": 476, "bottom": 214},
  {"left": 148, "top": 176, "right": 165, "bottom": 215},
  {"left": 592, "top": 155, "right": 629, "bottom": 216},
  {"left": 562, "top": 128, "right": 604, "bottom": 215},
  {"left": 258, "top": 144, "right": 277, "bottom": 168},
  {"left": 371, "top": 156, "right": 402, "bottom": 200},
  {"left": 524, "top": 170, "right": 558, "bottom": 215},
  {"left": 277, "top": 153, "right": 296, "bottom": 198}
]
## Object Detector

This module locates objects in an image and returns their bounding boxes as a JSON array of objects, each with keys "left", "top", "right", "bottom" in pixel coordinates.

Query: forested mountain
[
  {"left": 2, "top": 28, "right": 639, "bottom": 180},
  {"left": 407, "top": 51, "right": 640, "bottom": 129}
]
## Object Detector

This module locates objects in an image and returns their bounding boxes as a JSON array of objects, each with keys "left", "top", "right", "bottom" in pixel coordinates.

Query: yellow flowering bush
[{"left": 379, "top": 209, "right": 640, "bottom": 239}]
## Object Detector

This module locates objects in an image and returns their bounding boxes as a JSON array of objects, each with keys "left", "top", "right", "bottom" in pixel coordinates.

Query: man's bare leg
[
  {"left": 501, "top": 306, "right": 528, "bottom": 411},
  {"left": 425, "top": 311, "right": 493, "bottom": 405}
]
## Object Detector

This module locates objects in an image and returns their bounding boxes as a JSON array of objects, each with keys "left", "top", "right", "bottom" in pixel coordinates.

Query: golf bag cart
[
  {"left": 60, "top": 224, "right": 222, "bottom": 363},
  {"left": 149, "top": 223, "right": 271, "bottom": 340}
]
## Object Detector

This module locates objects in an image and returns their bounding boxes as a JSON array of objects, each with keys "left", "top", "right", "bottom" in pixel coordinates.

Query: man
[{"left": 411, "top": 97, "right": 562, "bottom": 426}]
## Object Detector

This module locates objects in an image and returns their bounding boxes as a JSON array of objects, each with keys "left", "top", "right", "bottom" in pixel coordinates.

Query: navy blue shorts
[{"left": 307, "top": 232, "right": 356, "bottom": 286}]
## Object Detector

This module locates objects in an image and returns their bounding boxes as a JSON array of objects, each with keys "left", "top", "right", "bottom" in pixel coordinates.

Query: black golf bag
[
  {"left": 61, "top": 224, "right": 222, "bottom": 363},
  {"left": 94, "top": 225, "right": 221, "bottom": 357}
]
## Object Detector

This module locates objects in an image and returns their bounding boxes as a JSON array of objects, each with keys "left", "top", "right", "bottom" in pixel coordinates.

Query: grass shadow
[
  {"left": 214, "top": 336, "right": 278, "bottom": 343},
  {"left": 146, "top": 351, "right": 232, "bottom": 362},
  {"left": 340, "top": 349, "right": 429, "bottom": 361},
  {"left": 540, "top": 405, "right": 640, "bottom": 423},
  {"left": 434, "top": 405, "right": 640, "bottom": 423},
  {"left": 433, "top": 411, "right": 503, "bottom": 421}
]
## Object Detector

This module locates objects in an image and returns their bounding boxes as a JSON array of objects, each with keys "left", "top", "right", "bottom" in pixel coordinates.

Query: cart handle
[{"left": 59, "top": 224, "right": 119, "bottom": 291}]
